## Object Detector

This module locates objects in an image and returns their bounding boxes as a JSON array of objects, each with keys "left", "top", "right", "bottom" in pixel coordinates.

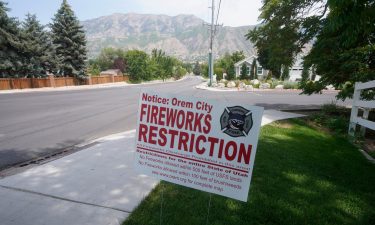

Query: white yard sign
[{"left": 134, "top": 91, "right": 263, "bottom": 202}]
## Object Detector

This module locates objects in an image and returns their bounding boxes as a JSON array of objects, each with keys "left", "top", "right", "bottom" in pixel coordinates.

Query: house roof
[{"left": 234, "top": 55, "right": 257, "bottom": 67}]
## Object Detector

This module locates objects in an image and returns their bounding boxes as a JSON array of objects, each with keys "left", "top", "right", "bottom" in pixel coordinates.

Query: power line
[{"left": 215, "top": 0, "right": 222, "bottom": 26}]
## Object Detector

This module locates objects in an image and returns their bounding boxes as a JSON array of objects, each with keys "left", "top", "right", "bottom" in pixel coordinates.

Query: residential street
[{"left": 0, "top": 76, "right": 347, "bottom": 170}]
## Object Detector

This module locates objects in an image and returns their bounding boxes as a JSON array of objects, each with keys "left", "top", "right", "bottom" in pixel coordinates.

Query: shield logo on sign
[{"left": 220, "top": 106, "right": 253, "bottom": 137}]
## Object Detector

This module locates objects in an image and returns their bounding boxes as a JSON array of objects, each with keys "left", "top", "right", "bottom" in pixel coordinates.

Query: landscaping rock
[
  {"left": 218, "top": 83, "right": 225, "bottom": 88},
  {"left": 275, "top": 84, "right": 284, "bottom": 90},
  {"left": 213, "top": 74, "right": 217, "bottom": 83},
  {"left": 251, "top": 79, "right": 260, "bottom": 85},
  {"left": 245, "top": 85, "right": 253, "bottom": 91},
  {"left": 238, "top": 82, "right": 246, "bottom": 89},
  {"left": 227, "top": 81, "right": 236, "bottom": 88},
  {"left": 260, "top": 83, "right": 271, "bottom": 89},
  {"left": 211, "top": 83, "right": 218, "bottom": 87},
  {"left": 219, "top": 79, "right": 227, "bottom": 83}
]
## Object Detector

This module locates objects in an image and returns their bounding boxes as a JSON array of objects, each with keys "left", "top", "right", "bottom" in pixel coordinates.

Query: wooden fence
[
  {"left": 0, "top": 75, "right": 129, "bottom": 90},
  {"left": 348, "top": 80, "right": 375, "bottom": 136}
]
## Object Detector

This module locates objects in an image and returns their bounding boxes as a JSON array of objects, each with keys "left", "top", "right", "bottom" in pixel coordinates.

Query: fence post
[
  {"left": 348, "top": 82, "right": 361, "bottom": 136},
  {"left": 48, "top": 75, "right": 55, "bottom": 88},
  {"left": 110, "top": 74, "right": 115, "bottom": 83},
  {"left": 87, "top": 76, "right": 92, "bottom": 85},
  {"left": 360, "top": 109, "right": 370, "bottom": 136}
]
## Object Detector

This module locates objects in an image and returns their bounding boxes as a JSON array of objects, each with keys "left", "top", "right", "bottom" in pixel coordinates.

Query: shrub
[{"left": 283, "top": 81, "right": 299, "bottom": 89}]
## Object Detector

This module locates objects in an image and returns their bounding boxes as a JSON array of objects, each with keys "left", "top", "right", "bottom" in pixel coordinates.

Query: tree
[
  {"left": 21, "top": 14, "right": 56, "bottom": 77},
  {"left": 250, "top": 58, "right": 257, "bottom": 80},
  {"left": 193, "top": 61, "right": 201, "bottom": 75},
  {"left": 240, "top": 64, "right": 249, "bottom": 80},
  {"left": 0, "top": 1, "right": 23, "bottom": 77},
  {"left": 113, "top": 57, "right": 127, "bottom": 73},
  {"left": 51, "top": 0, "right": 87, "bottom": 77},
  {"left": 248, "top": 0, "right": 374, "bottom": 99},
  {"left": 231, "top": 51, "right": 245, "bottom": 63},
  {"left": 125, "top": 50, "right": 149, "bottom": 81},
  {"left": 281, "top": 65, "right": 290, "bottom": 81},
  {"left": 226, "top": 63, "right": 235, "bottom": 80}
]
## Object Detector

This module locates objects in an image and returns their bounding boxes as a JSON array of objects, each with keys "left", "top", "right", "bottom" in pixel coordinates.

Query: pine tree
[
  {"left": 193, "top": 61, "right": 201, "bottom": 75},
  {"left": 0, "top": 1, "right": 23, "bottom": 77},
  {"left": 21, "top": 14, "right": 57, "bottom": 77},
  {"left": 240, "top": 63, "right": 249, "bottom": 80},
  {"left": 51, "top": 0, "right": 87, "bottom": 77},
  {"left": 281, "top": 65, "right": 290, "bottom": 81},
  {"left": 250, "top": 58, "right": 257, "bottom": 80}
]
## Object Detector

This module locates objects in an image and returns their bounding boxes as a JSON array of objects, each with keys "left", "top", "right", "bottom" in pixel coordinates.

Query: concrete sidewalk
[{"left": 0, "top": 110, "right": 305, "bottom": 225}]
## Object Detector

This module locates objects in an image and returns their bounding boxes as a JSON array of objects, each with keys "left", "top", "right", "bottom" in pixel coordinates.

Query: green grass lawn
[{"left": 123, "top": 119, "right": 375, "bottom": 225}]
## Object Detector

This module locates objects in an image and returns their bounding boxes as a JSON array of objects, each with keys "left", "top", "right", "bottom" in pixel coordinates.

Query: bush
[
  {"left": 321, "top": 102, "right": 348, "bottom": 116},
  {"left": 310, "top": 102, "right": 350, "bottom": 135},
  {"left": 283, "top": 81, "right": 299, "bottom": 89}
]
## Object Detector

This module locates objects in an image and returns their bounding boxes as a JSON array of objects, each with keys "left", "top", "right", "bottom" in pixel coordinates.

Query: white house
[
  {"left": 234, "top": 55, "right": 267, "bottom": 79},
  {"left": 234, "top": 55, "right": 319, "bottom": 81}
]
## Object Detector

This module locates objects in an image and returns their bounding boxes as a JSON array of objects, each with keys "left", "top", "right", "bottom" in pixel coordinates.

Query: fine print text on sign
[{"left": 134, "top": 91, "right": 263, "bottom": 202}]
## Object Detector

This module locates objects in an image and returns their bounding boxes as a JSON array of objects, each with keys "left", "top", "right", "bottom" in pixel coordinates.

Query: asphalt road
[{"left": 0, "top": 76, "right": 348, "bottom": 170}]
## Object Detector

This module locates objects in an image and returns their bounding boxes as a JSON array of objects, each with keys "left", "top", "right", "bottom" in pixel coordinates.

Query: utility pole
[{"left": 208, "top": 0, "right": 215, "bottom": 87}]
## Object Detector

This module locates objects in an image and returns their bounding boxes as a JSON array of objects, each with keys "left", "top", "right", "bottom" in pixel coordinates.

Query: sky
[{"left": 6, "top": 0, "right": 263, "bottom": 27}]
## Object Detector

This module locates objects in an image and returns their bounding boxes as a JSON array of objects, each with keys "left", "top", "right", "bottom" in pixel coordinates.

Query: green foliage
[
  {"left": 174, "top": 66, "right": 186, "bottom": 80},
  {"left": 51, "top": 0, "right": 87, "bottom": 77},
  {"left": 149, "top": 49, "right": 176, "bottom": 81},
  {"left": 87, "top": 62, "right": 100, "bottom": 76},
  {"left": 214, "top": 67, "right": 223, "bottom": 80},
  {"left": 192, "top": 61, "right": 201, "bottom": 75},
  {"left": 281, "top": 65, "right": 290, "bottom": 81},
  {"left": 230, "top": 50, "right": 245, "bottom": 63},
  {"left": 21, "top": 14, "right": 57, "bottom": 77},
  {"left": 250, "top": 58, "right": 257, "bottom": 80},
  {"left": 283, "top": 81, "right": 299, "bottom": 90},
  {"left": 0, "top": 1, "right": 24, "bottom": 77},
  {"left": 311, "top": 102, "right": 350, "bottom": 135},
  {"left": 240, "top": 63, "right": 249, "bottom": 80},
  {"left": 250, "top": 0, "right": 375, "bottom": 100},
  {"left": 201, "top": 63, "right": 208, "bottom": 78},
  {"left": 182, "top": 63, "right": 192, "bottom": 73},
  {"left": 125, "top": 50, "right": 149, "bottom": 82},
  {"left": 216, "top": 52, "right": 242, "bottom": 81}
]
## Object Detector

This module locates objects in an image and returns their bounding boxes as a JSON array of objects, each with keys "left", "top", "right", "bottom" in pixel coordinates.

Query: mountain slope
[{"left": 82, "top": 13, "right": 256, "bottom": 61}]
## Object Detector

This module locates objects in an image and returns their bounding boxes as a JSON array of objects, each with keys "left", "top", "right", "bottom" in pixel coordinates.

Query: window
[
  {"left": 257, "top": 66, "right": 263, "bottom": 75},
  {"left": 247, "top": 66, "right": 251, "bottom": 75}
]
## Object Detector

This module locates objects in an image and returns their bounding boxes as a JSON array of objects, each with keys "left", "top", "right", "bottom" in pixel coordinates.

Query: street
[{"left": 0, "top": 76, "right": 347, "bottom": 170}]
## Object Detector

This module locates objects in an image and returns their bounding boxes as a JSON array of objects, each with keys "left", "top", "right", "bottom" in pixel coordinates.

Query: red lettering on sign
[
  {"left": 238, "top": 144, "right": 252, "bottom": 164},
  {"left": 208, "top": 137, "right": 219, "bottom": 157},
  {"left": 149, "top": 125, "right": 158, "bottom": 144},
  {"left": 178, "top": 131, "right": 189, "bottom": 151},
  {"left": 196, "top": 135, "right": 206, "bottom": 155},
  {"left": 225, "top": 141, "right": 237, "bottom": 161},
  {"left": 138, "top": 123, "right": 148, "bottom": 142},
  {"left": 158, "top": 127, "right": 167, "bottom": 146}
]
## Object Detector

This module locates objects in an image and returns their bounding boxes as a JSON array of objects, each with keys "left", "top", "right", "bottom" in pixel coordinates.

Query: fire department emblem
[{"left": 220, "top": 106, "right": 253, "bottom": 137}]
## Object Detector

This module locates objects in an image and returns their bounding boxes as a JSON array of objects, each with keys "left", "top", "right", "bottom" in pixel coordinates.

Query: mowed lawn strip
[{"left": 123, "top": 119, "right": 375, "bottom": 225}]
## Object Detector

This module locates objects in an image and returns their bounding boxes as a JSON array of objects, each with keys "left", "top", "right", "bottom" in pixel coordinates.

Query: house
[
  {"left": 234, "top": 55, "right": 267, "bottom": 79},
  {"left": 289, "top": 57, "right": 304, "bottom": 81},
  {"left": 234, "top": 55, "right": 319, "bottom": 81},
  {"left": 100, "top": 69, "right": 123, "bottom": 76}
]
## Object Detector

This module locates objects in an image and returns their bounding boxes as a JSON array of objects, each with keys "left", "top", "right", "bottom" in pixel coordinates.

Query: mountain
[{"left": 82, "top": 13, "right": 257, "bottom": 61}]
